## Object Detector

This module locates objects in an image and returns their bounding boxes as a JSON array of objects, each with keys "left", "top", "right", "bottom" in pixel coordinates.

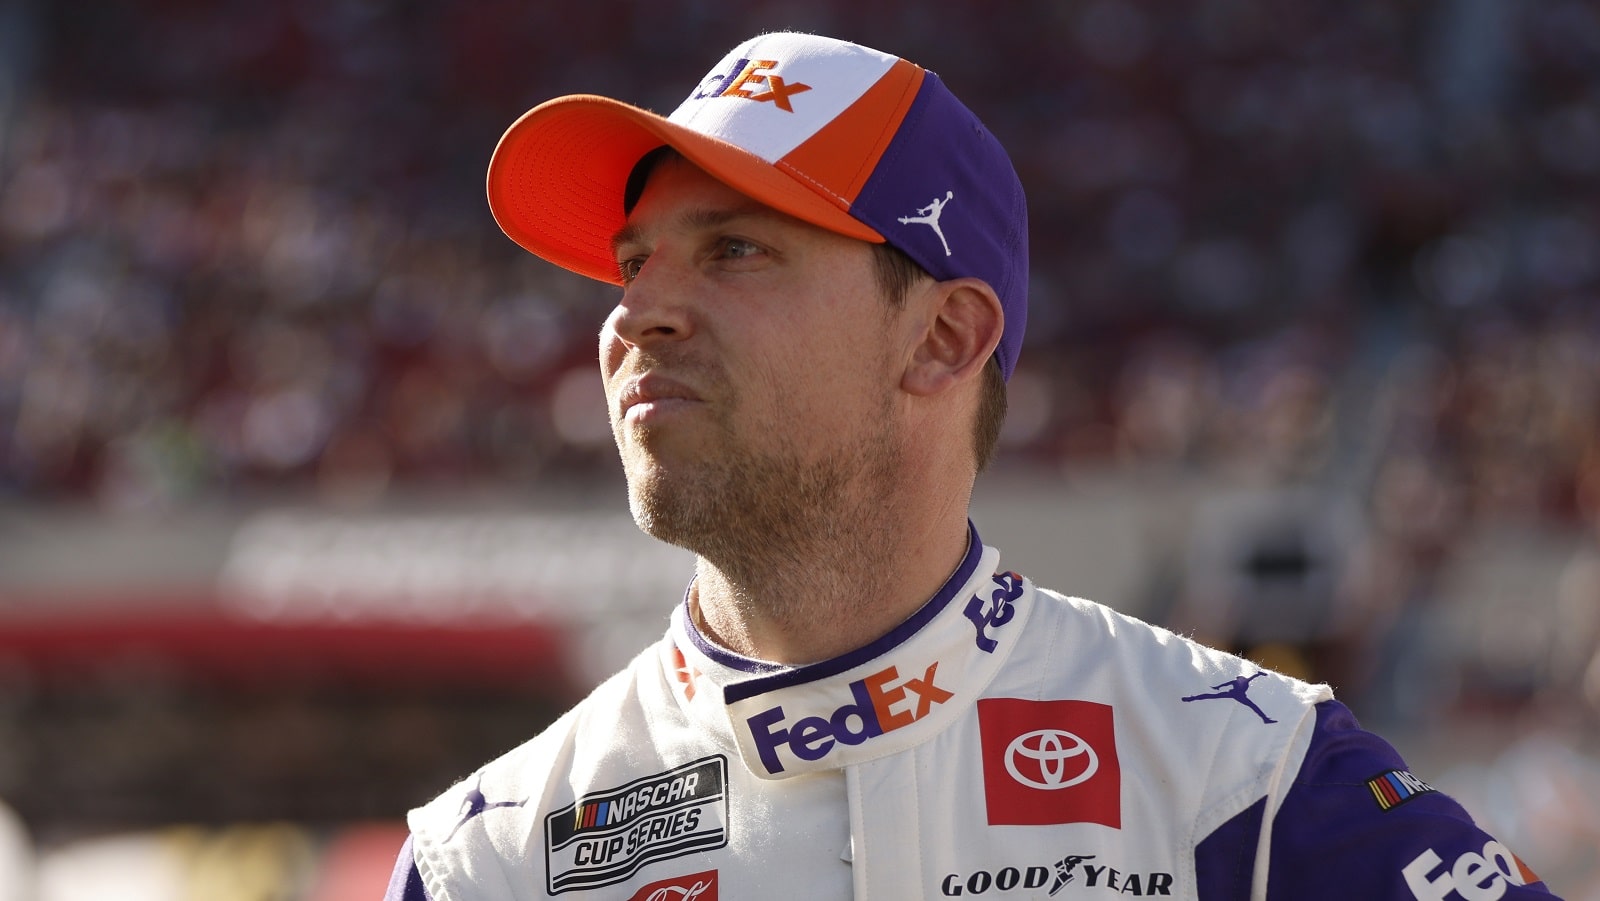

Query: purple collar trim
[{"left": 684, "top": 522, "right": 984, "bottom": 704}]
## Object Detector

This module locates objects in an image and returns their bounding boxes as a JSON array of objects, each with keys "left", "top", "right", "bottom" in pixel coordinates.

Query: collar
[{"left": 663, "top": 522, "right": 1032, "bottom": 779}]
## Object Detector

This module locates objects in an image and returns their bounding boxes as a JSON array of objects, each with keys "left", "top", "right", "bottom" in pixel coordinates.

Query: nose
[{"left": 603, "top": 257, "right": 696, "bottom": 355}]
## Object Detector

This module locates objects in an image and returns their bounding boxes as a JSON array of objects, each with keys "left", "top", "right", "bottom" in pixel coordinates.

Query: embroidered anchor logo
[
  {"left": 1181, "top": 671, "right": 1278, "bottom": 724},
  {"left": 898, "top": 190, "right": 955, "bottom": 256}
]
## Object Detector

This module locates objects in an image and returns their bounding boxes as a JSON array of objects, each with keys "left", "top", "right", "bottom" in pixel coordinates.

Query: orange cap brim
[{"left": 486, "top": 95, "right": 885, "bottom": 285}]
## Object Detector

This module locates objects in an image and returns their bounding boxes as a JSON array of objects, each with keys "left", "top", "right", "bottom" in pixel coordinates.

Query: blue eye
[{"left": 717, "top": 238, "right": 767, "bottom": 263}]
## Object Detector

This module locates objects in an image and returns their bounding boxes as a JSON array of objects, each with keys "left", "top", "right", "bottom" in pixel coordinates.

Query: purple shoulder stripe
[
  {"left": 383, "top": 834, "right": 432, "bottom": 901},
  {"left": 1194, "top": 702, "right": 1563, "bottom": 898},
  {"left": 1195, "top": 797, "right": 1264, "bottom": 900},
  {"left": 1264, "top": 701, "right": 1562, "bottom": 899}
]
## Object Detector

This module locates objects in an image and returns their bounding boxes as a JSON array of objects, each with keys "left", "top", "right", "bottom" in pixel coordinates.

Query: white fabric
[
  {"left": 407, "top": 543, "right": 1332, "bottom": 900},
  {"left": 669, "top": 33, "right": 898, "bottom": 162}
]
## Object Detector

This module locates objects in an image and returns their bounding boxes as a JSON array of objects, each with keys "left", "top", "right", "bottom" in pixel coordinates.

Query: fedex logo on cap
[
  {"left": 691, "top": 58, "right": 812, "bottom": 112},
  {"left": 744, "top": 661, "right": 953, "bottom": 775},
  {"left": 667, "top": 33, "right": 902, "bottom": 166}
]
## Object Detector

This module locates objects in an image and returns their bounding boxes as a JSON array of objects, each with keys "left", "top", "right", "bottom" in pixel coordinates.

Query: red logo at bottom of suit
[{"left": 627, "top": 869, "right": 718, "bottom": 901}]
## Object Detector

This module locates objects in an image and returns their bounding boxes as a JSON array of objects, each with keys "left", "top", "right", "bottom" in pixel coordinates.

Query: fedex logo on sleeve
[
  {"left": 1403, "top": 840, "right": 1538, "bottom": 900},
  {"left": 744, "top": 661, "right": 952, "bottom": 774}
]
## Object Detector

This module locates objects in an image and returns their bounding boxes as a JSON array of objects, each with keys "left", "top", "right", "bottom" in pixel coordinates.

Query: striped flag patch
[{"left": 1366, "top": 769, "right": 1437, "bottom": 811}]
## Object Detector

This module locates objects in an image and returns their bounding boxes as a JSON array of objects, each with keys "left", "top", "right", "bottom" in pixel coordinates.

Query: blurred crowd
[
  {"left": 1, "top": 0, "right": 1598, "bottom": 680},
  {"left": 8, "top": 0, "right": 1599, "bottom": 691},
  {"left": 1, "top": 0, "right": 1595, "bottom": 512},
  {"left": 4, "top": 0, "right": 1600, "bottom": 707}
]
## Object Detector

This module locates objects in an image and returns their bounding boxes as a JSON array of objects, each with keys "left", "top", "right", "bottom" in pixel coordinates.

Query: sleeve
[
  {"left": 384, "top": 834, "right": 434, "bottom": 901},
  {"left": 1264, "top": 700, "right": 1561, "bottom": 900}
]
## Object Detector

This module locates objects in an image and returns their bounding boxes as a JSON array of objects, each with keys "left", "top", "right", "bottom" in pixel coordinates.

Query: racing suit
[{"left": 385, "top": 526, "right": 1561, "bottom": 900}]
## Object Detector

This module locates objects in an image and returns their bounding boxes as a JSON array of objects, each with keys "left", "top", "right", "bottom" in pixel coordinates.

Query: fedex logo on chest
[
  {"left": 744, "top": 661, "right": 952, "bottom": 774},
  {"left": 690, "top": 58, "right": 812, "bottom": 112}
]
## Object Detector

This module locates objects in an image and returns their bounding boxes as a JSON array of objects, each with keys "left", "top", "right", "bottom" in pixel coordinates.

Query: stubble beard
[{"left": 620, "top": 396, "right": 905, "bottom": 626}]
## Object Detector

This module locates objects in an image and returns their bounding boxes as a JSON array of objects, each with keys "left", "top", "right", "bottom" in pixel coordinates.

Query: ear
[{"left": 902, "top": 278, "right": 1005, "bottom": 398}]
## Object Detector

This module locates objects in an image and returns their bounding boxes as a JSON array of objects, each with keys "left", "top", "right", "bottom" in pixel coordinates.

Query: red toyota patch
[
  {"left": 626, "top": 869, "right": 718, "bottom": 901},
  {"left": 977, "top": 698, "right": 1121, "bottom": 827}
]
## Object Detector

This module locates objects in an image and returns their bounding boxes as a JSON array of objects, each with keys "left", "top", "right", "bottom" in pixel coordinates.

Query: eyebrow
[{"left": 610, "top": 203, "right": 778, "bottom": 258}]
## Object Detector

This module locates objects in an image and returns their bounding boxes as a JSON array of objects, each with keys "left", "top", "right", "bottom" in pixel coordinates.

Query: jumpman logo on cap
[
  {"left": 1181, "top": 671, "right": 1278, "bottom": 724},
  {"left": 898, "top": 191, "right": 955, "bottom": 257}
]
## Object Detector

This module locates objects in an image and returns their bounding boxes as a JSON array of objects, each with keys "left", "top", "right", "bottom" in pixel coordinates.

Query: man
[{"left": 386, "top": 32, "right": 1561, "bottom": 900}]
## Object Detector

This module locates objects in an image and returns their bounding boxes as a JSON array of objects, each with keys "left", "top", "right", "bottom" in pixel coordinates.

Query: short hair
[
  {"left": 871, "top": 242, "right": 1007, "bottom": 473},
  {"left": 627, "top": 147, "right": 1006, "bottom": 472}
]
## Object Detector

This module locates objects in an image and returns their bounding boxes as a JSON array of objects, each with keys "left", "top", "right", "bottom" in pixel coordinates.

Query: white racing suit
[{"left": 385, "top": 526, "right": 1561, "bottom": 900}]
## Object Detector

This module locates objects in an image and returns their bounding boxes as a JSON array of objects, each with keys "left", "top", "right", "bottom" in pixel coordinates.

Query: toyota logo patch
[
  {"left": 977, "top": 698, "right": 1122, "bottom": 827},
  {"left": 1004, "top": 728, "right": 1098, "bottom": 790}
]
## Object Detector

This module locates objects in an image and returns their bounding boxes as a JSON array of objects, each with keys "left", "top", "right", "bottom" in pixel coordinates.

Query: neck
[{"left": 689, "top": 490, "right": 973, "bottom": 665}]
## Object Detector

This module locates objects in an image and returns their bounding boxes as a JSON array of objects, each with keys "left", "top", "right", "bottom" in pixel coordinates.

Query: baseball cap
[{"left": 487, "top": 31, "right": 1030, "bottom": 380}]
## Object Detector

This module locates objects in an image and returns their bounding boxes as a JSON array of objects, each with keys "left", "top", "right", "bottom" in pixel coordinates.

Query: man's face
[{"left": 600, "top": 158, "right": 910, "bottom": 559}]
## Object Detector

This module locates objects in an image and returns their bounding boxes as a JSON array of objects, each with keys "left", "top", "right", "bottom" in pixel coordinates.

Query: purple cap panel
[{"left": 850, "top": 72, "right": 1029, "bottom": 380}]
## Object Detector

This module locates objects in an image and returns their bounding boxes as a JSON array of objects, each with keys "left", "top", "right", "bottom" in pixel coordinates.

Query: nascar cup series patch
[
  {"left": 544, "top": 756, "right": 729, "bottom": 894},
  {"left": 1367, "top": 769, "right": 1437, "bottom": 812}
]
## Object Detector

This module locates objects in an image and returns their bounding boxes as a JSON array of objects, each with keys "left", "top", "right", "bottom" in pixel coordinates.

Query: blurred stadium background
[{"left": 2, "top": 0, "right": 1599, "bottom": 897}]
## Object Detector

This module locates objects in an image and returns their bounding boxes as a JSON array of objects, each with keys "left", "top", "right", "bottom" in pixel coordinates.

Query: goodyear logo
[
  {"left": 690, "top": 58, "right": 812, "bottom": 112},
  {"left": 745, "top": 661, "right": 953, "bottom": 774},
  {"left": 544, "top": 757, "right": 728, "bottom": 895}
]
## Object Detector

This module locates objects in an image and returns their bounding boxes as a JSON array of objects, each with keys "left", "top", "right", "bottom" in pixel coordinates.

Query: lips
[{"left": 616, "top": 372, "right": 704, "bottom": 421}]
